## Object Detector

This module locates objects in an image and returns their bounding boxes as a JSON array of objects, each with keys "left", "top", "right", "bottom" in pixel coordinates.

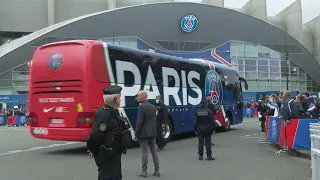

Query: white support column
[
  {"left": 108, "top": 0, "right": 116, "bottom": 9},
  {"left": 47, "top": 0, "right": 55, "bottom": 26}
]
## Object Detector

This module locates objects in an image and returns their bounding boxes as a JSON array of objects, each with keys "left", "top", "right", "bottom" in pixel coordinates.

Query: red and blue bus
[{"left": 27, "top": 40, "right": 248, "bottom": 142}]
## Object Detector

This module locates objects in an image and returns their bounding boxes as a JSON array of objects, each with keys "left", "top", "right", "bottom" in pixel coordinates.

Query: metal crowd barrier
[{"left": 310, "top": 123, "right": 320, "bottom": 180}]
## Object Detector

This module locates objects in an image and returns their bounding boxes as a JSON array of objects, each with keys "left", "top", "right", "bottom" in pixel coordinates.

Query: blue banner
[
  {"left": 293, "top": 119, "right": 320, "bottom": 150},
  {"left": 267, "top": 117, "right": 282, "bottom": 144},
  {"left": 13, "top": 116, "right": 27, "bottom": 125},
  {"left": 243, "top": 108, "right": 254, "bottom": 117},
  {"left": 0, "top": 116, "right": 7, "bottom": 125}
]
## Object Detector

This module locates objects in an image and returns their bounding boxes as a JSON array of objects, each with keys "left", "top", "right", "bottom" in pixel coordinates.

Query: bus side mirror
[{"left": 239, "top": 77, "right": 248, "bottom": 90}]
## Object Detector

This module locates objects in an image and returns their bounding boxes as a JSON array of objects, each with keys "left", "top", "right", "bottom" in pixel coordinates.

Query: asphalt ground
[{"left": 0, "top": 118, "right": 311, "bottom": 180}]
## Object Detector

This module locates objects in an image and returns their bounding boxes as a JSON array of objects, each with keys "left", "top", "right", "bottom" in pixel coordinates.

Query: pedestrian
[
  {"left": 135, "top": 91, "right": 160, "bottom": 177},
  {"left": 282, "top": 91, "right": 299, "bottom": 122},
  {"left": 194, "top": 100, "right": 215, "bottom": 161},
  {"left": 86, "top": 85, "right": 131, "bottom": 180},
  {"left": 155, "top": 95, "right": 168, "bottom": 152},
  {"left": 257, "top": 97, "right": 268, "bottom": 132}
]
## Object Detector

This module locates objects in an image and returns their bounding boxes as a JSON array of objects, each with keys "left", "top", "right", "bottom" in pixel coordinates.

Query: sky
[{"left": 174, "top": 0, "right": 320, "bottom": 23}]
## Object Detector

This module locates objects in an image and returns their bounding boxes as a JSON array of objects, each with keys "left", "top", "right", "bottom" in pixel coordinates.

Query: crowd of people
[
  {"left": 254, "top": 91, "right": 320, "bottom": 132},
  {"left": 0, "top": 108, "right": 27, "bottom": 117}
]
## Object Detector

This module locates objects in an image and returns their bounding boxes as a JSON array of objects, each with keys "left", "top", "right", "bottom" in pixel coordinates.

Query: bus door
[{"left": 238, "top": 77, "right": 248, "bottom": 122}]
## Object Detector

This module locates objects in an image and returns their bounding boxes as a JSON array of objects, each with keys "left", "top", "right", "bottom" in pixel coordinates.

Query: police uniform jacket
[
  {"left": 193, "top": 108, "right": 215, "bottom": 133},
  {"left": 87, "top": 105, "right": 124, "bottom": 155}
]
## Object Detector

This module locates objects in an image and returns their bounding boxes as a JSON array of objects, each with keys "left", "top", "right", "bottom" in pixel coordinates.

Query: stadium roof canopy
[{"left": 0, "top": 2, "right": 319, "bottom": 84}]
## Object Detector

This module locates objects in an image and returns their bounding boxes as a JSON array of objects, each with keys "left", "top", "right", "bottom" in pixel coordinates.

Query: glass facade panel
[
  {"left": 258, "top": 59, "right": 268, "bottom": 66},
  {"left": 245, "top": 72, "right": 257, "bottom": 79},
  {"left": 258, "top": 66, "right": 269, "bottom": 72},
  {"left": 230, "top": 41, "right": 319, "bottom": 92},
  {"left": 237, "top": 44, "right": 244, "bottom": 57},
  {"left": 245, "top": 59, "right": 256, "bottom": 65},
  {"left": 245, "top": 65, "right": 257, "bottom": 71},
  {"left": 258, "top": 72, "right": 269, "bottom": 78},
  {"left": 270, "top": 73, "right": 280, "bottom": 79},
  {"left": 230, "top": 45, "right": 237, "bottom": 58},
  {"left": 270, "top": 50, "right": 281, "bottom": 59},
  {"left": 270, "top": 60, "right": 280, "bottom": 66},
  {"left": 270, "top": 66, "right": 280, "bottom": 73},
  {"left": 238, "top": 65, "right": 244, "bottom": 71},
  {"left": 252, "top": 45, "right": 258, "bottom": 58}
]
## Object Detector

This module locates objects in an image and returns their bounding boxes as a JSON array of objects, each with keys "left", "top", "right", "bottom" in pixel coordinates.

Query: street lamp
[{"left": 284, "top": 45, "right": 289, "bottom": 91}]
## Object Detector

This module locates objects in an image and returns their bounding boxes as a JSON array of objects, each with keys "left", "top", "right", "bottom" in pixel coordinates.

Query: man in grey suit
[{"left": 135, "top": 91, "right": 160, "bottom": 178}]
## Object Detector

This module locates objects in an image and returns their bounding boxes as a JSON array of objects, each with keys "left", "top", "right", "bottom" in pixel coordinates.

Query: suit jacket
[
  {"left": 282, "top": 97, "right": 299, "bottom": 121},
  {"left": 135, "top": 100, "right": 157, "bottom": 138}
]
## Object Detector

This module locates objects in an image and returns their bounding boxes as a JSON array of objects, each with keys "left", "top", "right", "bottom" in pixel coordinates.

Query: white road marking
[
  {"left": 240, "top": 136, "right": 263, "bottom": 139},
  {"left": 0, "top": 142, "right": 81, "bottom": 156},
  {"left": 245, "top": 135, "right": 251, "bottom": 136},
  {"left": 0, "top": 127, "right": 28, "bottom": 131}
]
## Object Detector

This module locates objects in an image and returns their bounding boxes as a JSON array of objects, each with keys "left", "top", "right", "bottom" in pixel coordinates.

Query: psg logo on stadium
[
  {"left": 272, "top": 119, "right": 277, "bottom": 140},
  {"left": 48, "top": 53, "right": 63, "bottom": 71},
  {"left": 204, "top": 70, "right": 223, "bottom": 110},
  {"left": 181, "top": 14, "right": 198, "bottom": 33}
]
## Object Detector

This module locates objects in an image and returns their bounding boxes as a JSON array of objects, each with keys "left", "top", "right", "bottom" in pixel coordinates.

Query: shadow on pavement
[
  {"left": 45, "top": 146, "right": 88, "bottom": 156},
  {"left": 43, "top": 128, "right": 239, "bottom": 156}
]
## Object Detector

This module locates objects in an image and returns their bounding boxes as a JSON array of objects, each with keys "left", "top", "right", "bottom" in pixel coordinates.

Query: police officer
[
  {"left": 87, "top": 85, "right": 129, "bottom": 180},
  {"left": 205, "top": 94, "right": 217, "bottom": 146},
  {"left": 194, "top": 100, "right": 215, "bottom": 161}
]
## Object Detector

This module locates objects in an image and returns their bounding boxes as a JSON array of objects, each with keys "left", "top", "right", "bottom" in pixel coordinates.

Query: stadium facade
[{"left": 0, "top": 0, "right": 319, "bottom": 95}]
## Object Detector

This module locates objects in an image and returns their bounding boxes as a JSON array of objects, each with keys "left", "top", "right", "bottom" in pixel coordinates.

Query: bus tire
[
  {"left": 163, "top": 119, "right": 173, "bottom": 143},
  {"left": 223, "top": 114, "right": 232, "bottom": 132}
]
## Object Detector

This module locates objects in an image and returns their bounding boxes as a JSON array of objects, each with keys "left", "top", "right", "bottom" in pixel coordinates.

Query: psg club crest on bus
[
  {"left": 181, "top": 14, "right": 198, "bottom": 33},
  {"left": 48, "top": 53, "right": 63, "bottom": 71},
  {"left": 204, "top": 70, "right": 223, "bottom": 110}
]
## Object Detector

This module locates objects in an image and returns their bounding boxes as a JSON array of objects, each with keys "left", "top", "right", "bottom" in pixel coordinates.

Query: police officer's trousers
[
  {"left": 96, "top": 152, "right": 122, "bottom": 180},
  {"left": 198, "top": 132, "right": 212, "bottom": 157}
]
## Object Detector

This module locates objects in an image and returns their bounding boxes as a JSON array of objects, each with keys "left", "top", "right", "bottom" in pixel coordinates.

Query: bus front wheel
[
  {"left": 223, "top": 115, "right": 231, "bottom": 132},
  {"left": 163, "top": 120, "right": 172, "bottom": 142}
]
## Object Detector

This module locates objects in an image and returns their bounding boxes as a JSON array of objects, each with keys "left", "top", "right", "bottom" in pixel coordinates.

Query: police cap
[{"left": 102, "top": 85, "right": 122, "bottom": 95}]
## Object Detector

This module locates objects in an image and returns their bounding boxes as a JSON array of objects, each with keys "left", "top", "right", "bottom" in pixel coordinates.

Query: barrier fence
[
  {"left": 0, "top": 115, "right": 27, "bottom": 126},
  {"left": 310, "top": 123, "right": 320, "bottom": 180},
  {"left": 257, "top": 117, "right": 320, "bottom": 180}
]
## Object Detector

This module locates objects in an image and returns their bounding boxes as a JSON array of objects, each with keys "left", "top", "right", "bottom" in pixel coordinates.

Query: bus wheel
[
  {"left": 163, "top": 120, "right": 172, "bottom": 142},
  {"left": 223, "top": 115, "right": 231, "bottom": 132}
]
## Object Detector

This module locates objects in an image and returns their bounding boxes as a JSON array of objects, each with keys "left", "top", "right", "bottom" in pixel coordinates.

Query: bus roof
[
  {"left": 106, "top": 43, "right": 236, "bottom": 73},
  {"left": 36, "top": 40, "right": 240, "bottom": 77}
]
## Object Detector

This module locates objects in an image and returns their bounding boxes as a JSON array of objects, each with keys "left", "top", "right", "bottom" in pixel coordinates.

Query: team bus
[{"left": 27, "top": 40, "right": 248, "bottom": 142}]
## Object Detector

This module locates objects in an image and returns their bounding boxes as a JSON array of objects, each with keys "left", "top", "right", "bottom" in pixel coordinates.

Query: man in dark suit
[{"left": 135, "top": 91, "right": 160, "bottom": 178}]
